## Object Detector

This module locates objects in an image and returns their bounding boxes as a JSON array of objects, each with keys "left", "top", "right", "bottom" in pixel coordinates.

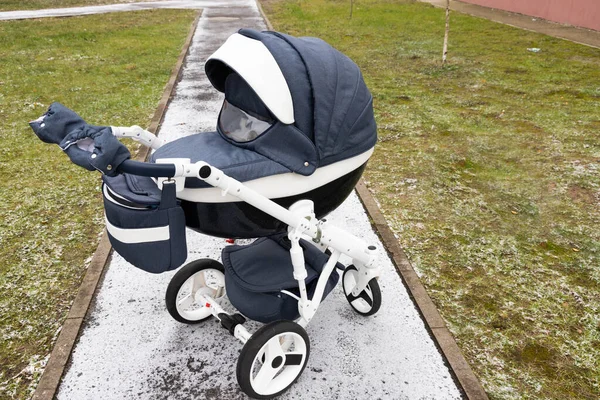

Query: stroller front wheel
[
  {"left": 237, "top": 320, "right": 310, "bottom": 399},
  {"left": 165, "top": 259, "right": 226, "bottom": 324},
  {"left": 342, "top": 265, "right": 382, "bottom": 316}
]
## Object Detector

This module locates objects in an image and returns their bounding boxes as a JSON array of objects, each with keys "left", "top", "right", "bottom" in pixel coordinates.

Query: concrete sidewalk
[
  {"left": 422, "top": 0, "right": 600, "bottom": 48},
  {"left": 51, "top": 1, "right": 463, "bottom": 399},
  {"left": 0, "top": 0, "right": 238, "bottom": 20}
]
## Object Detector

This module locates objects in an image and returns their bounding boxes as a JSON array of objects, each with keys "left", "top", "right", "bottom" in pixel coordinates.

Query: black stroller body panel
[{"left": 180, "top": 162, "right": 367, "bottom": 238}]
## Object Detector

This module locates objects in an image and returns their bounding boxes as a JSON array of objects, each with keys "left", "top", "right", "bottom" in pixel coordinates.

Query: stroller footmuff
[
  {"left": 102, "top": 173, "right": 187, "bottom": 273},
  {"left": 222, "top": 234, "right": 341, "bottom": 323}
]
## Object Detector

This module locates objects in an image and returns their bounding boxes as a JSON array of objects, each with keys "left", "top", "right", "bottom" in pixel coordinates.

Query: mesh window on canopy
[{"left": 218, "top": 100, "right": 273, "bottom": 143}]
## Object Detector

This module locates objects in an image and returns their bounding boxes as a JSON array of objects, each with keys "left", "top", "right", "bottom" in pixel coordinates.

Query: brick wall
[{"left": 459, "top": 0, "right": 600, "bottom": 31}]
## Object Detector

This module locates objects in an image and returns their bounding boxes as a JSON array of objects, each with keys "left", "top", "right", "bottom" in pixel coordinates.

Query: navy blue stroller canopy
[{"left": 205, "top": 29, "right": 377, "bottom": 175}]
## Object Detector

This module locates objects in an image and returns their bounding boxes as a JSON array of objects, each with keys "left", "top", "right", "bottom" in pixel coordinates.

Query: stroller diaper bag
[
  {"left": 102, "top": 173, "right": 187, "bottom": 273},
  {"left": 222, "top": 234, "right": 341, "bottom": 323}
]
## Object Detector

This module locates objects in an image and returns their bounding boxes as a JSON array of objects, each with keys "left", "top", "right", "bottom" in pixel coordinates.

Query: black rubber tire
[
  {"left": 237, "top": 320, "right": 310, "bottom": 399},
  {"left": 342, "top": 265, "right": 382, "bottom": 316},
  {"left": 165, "top": 258, "right": 225, "bottom": 324}
]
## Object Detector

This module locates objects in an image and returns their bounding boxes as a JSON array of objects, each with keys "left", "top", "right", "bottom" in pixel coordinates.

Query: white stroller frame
[{"left": 114, "top": 125, "right": 382, "bottom": 397}]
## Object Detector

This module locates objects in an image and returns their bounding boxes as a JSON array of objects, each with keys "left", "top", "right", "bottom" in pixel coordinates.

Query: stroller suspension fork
[
  {"left": 314, "top": 221, "right": 381, "bottom": 298},
  {"left": 286, "top": 201, "right": 381, "bottom": 325},
  {"left": 288, "top": 227, "right": 313, "bottom": 325}
]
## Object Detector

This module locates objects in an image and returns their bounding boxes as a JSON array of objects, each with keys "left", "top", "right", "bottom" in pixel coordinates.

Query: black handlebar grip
[{"left": 117, "top": 159, "right": 177, "bottom": 178}]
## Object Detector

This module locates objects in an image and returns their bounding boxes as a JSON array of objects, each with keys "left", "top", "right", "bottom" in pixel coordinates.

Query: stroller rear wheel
[
  {"left": 237, "top": 320, "right": 310, "bottom": 399},
  {"left": 342, "top": 265, "right": 382, "bottom": 316},
  {"left": 165, "top": 259, "right": 226, "bottom": 324}
]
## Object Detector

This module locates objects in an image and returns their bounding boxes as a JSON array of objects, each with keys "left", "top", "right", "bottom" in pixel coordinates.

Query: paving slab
[{"left": 56, "top": 1, "right": 462, "bottom": 399}]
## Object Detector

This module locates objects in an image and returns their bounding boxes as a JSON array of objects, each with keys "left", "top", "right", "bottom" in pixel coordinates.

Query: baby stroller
[{"left": 30, "top": 29, "right": 382, "bottom": 399}]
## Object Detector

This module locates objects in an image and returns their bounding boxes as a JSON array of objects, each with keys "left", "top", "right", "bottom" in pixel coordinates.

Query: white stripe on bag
[
  {"left": 105, "top": 216, "right": 170, "bottom": 244},
  {"left": 103, "top": 184, "right": 152, "bottom": 210}
]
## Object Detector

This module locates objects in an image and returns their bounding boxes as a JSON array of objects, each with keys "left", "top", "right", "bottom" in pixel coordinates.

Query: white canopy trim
[{"left": 207, "top": 33, "right": 295, "bottom": 124}]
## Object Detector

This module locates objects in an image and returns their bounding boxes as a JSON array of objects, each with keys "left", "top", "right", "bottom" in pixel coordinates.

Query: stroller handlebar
[
  {"left": 118, "top": 159, "right": 177, "bottom": 177},
  {"left": 111, "top": 126, "right": 166, "bottom": 150},
  {"left": 117, "top": 159, "right": 377, "bottom": 270}
]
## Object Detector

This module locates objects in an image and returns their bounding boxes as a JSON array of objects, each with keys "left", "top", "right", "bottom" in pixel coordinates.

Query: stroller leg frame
[
  {"left": 158, "top": 160, "right": 382, "bottom": 320},
  {"left": 294, "top": 248, "right": 343, "bottom": 327},
  {"left": 196, "top": 162, "right": 382, "bottom": 323}
]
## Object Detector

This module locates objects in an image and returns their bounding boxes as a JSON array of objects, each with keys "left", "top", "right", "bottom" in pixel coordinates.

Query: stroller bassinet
[
  {"left": 30, "top": 28, "right": 381, "bottom": 399},
  {"left": 145, "top": 29, "right": 377, "bottom": 238}
]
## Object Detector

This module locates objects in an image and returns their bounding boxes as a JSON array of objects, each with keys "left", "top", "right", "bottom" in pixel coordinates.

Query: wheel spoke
[
  {"left": 252, "top": 363, "right": 279, "bottom": 393},
  {"left": 347, "top": 289, "right": 373, "bottom": 307},
  {"left": 284, "top": 352, "right": 304, "bottom": 366},
  {"left": 345, "top": 274, "right": 357, "bottom": 292},
  {"left": 251, "top": 337, "right": 286, "bottom": 394},
  {"left": 185, "top": 275, "right": 196, "bottom": 296},
  {"left": 280, "top": 336, "right": 294, "bottom": 352},
  {"left": 177, "top": 294, "right": 195, "bottom": 310},
  {"left": 265, "top": 337, "right": 284, "bottom": 360},
  {"left": 196, "top": 271, "right": 206, "bottom": 291},
  {"left": 203, "top": 271, "right": 220, "bottom": 294},
  {"left": 211, "top": 270, "right": 225, "bottom": 288}
]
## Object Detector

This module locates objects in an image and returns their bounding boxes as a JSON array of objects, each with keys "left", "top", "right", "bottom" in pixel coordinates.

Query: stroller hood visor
[
  {"left": 206, "top": 29, "right": 377, "bottom": 174},
  {"left": 218, "top": 100, "right": 273, "bottom": 143},
  {"left": 206, "top": 33, "right": 294, "bottom": 124}
]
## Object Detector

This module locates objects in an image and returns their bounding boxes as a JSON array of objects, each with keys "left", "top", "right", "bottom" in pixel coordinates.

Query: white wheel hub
[
  {"left": 343, "top": 268, "right": 374, "bottom": 313},
  {"left": 250, "top": 332, "right": 307, "bottom": 396},
  {"left": 175, "top": 268, "right": 225, "bottom": 321}
]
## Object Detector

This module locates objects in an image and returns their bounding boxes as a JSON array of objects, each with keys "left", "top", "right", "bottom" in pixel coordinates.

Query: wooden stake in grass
[
  {"left": 442, "top": 0, "right": 450, "bottom": 65},
  {"left": 350, "top": 0, "right": 354, "bottom": 18}
]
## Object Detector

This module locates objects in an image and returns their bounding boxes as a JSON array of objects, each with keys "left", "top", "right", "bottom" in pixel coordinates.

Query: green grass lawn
[
  {"left": 0, "top": 0, "right": 147, "bottom": 11},
  {"left": 262, "top": 0, "right": 600, "bottom": 398},
  {"left": 0, "top": 9, "right": 196, "bottom": 399}
]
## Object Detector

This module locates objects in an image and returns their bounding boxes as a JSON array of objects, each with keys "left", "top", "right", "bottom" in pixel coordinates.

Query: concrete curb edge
[
  {"left": 255, "top": 0, "right": 273, "bottom": 33},
  {"left": 31, "top": 11, "right": 202, "bottom": 400}
]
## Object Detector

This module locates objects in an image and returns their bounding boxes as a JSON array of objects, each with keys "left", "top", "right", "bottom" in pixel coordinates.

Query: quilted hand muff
[
  {"left": 29, "top": 103, "right": 187, "bottom": 273},
  {"left": 102, "top": 174, "right": 187, "bottom": 273}
]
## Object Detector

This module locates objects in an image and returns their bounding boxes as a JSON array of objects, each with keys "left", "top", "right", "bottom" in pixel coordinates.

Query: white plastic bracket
[
  {"left": 111, "top": 125, "right": 166, "bottom": 150},
  {"left": 155, "top": 158, "right": 190, "bottom": 192},
  {"left": 350, "top": 245, "right": 381, "bottom": 297},
  {"left": 289, "top": 234, "right": 307, "bottom": 281},
  {"left": 221, "top": 180, "right": 232, "bottom": 197}
]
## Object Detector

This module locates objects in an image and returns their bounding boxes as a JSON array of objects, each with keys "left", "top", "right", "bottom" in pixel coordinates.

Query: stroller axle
[
  {"left": 218, "top": 313, "right": 247, "bottom": 336},
  {"left": 198, "top": 293, "right": 253, "bottom": 344}
]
